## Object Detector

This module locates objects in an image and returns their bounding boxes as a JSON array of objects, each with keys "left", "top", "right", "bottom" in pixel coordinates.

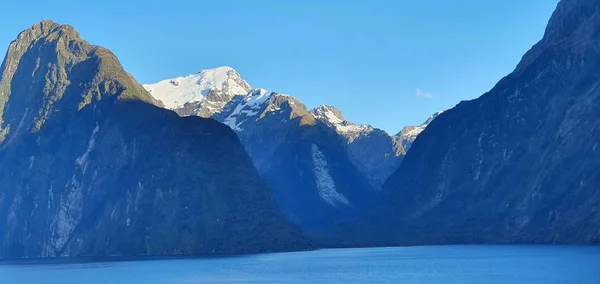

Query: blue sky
[{"left": 0, "top": 0, "right": 559, "bottom": 133}]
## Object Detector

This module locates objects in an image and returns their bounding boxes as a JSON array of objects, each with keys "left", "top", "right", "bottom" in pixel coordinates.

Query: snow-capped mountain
[
  {"left": 143, "top": 66, "right": 251, "bottom": 117},
  {"left": 395, "top": 111, "right": 444, "bottom": 151}
]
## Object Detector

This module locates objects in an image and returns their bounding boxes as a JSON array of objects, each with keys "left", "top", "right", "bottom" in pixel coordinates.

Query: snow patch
[
  {"left": 310, "top": 144, "right": 350, "bottom": 207},
  {"left": 223, "top": 89, "right": 274, "bottom": 131},
  {"left": 333, "top": 124, "right": 373, "bottom": 142},
  {"left": 312, "top": 105, "right": 344, "bottom": 124}
]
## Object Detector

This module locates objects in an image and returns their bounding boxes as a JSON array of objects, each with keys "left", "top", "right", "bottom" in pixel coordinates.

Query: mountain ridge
[
  {"left": 145, "top": 68, "right": 442, "bottom": 190},
  {"left": 145, "top": 67, "right": 442, "bottom": 232},
  {"left": 144, "top": 70, "right": 440, "bottom": 139}
]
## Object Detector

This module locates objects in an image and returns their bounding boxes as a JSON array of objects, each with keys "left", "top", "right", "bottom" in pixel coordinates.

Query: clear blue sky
[{"left": 1, "top": 0, "right": 559, "bottom": 133}]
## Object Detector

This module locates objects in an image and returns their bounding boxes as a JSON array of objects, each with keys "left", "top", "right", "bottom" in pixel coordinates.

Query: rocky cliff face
[
  {"left": 0, "top": 21, "right": 311, "bottom": 258},
  {"left": 369, "top": 0, "right": 600, "bottom": 246}
]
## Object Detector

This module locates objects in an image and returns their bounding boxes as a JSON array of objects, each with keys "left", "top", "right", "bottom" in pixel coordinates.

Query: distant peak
[
  {"left": 199, "top": 66, "right": 237, "bottom": 74},
  {"left": 397, "top": 110, "right": 444, "bottom": 143},
  {"left": 143, "top": 66, "right": 251, "bottom": 111},
  {"left": 193, "top": 66, "right": 249, "bottom": 93},
  {"left": 424, "top": 110, "right": 444, "bottom": 125},
  {"left": 310, "top": 105, "right": 346, "bottom": 124},
  {"left": 313, "top": 104, "right": 342, "bottom": 113}
]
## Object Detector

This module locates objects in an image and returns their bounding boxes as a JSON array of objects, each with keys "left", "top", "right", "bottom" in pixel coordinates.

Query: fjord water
[{"left": 1, "top": 246, "right": 599, "bottom": 284}]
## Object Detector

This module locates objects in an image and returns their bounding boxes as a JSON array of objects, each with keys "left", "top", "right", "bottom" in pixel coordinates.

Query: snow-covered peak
[
  {"left": 143, "top": 66, "right": 251, "bottom": 111},
  {"left": 399, "top": 111, "right": 444, "bottom": 139},
  {"left": 310, "top": 105, "right": 375, "bottom": 142},
  {"left": 310, "top": 105, "right": 346, "bottom": 125},
  {"left": 396, "top": 111, "right": 444, "bottom": 150}
]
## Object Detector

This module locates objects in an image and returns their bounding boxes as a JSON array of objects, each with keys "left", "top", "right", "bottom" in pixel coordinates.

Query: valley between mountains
[
  {"left": 144, "top": 66, "right": 440, "bottom": 233},
  {"left": 0, "top": 0, "right": 598, "bottom": 259}
]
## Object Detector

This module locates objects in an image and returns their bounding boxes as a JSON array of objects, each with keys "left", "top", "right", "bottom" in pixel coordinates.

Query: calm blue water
[{"left": 1, "top": 246, "right": 599, "bottom": 283}]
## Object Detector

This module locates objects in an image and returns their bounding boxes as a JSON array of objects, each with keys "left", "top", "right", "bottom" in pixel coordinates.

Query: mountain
[
  {"left": 0, "top": 20, "right": 311, "bottom": 258},
  {"left": 365, "top": 0, "right": 600, "bottom": 246},
  {"left": 211, "top": 89, "right": 377, "bottom": 232},
  {"left": 310, "top": 105, "right": 405, "bottom": 188},
  {"left": 394, "top": 111, "right": 443, "bottom": 151},
  {"left": 143, "top": 66, "right": 251, "bottom": 117}
]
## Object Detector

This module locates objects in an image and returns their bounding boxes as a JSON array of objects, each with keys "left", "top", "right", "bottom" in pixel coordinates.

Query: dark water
[{"left": 1, "top": 245, "right": 599, "bottom": 283}]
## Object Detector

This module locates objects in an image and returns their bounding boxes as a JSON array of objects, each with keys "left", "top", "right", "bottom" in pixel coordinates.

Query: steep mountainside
[
  {"left": 211, "top": 89, "right": 376, "bottom": 232},
  {"left": 310, "top": 105, "right": 405, "bottom": 188},
  {"left": 370, "top": 0, "right": 600, "bottom": 246},
  {"left": 0, "top": 21, "right": 311, "bottom": 258}
]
